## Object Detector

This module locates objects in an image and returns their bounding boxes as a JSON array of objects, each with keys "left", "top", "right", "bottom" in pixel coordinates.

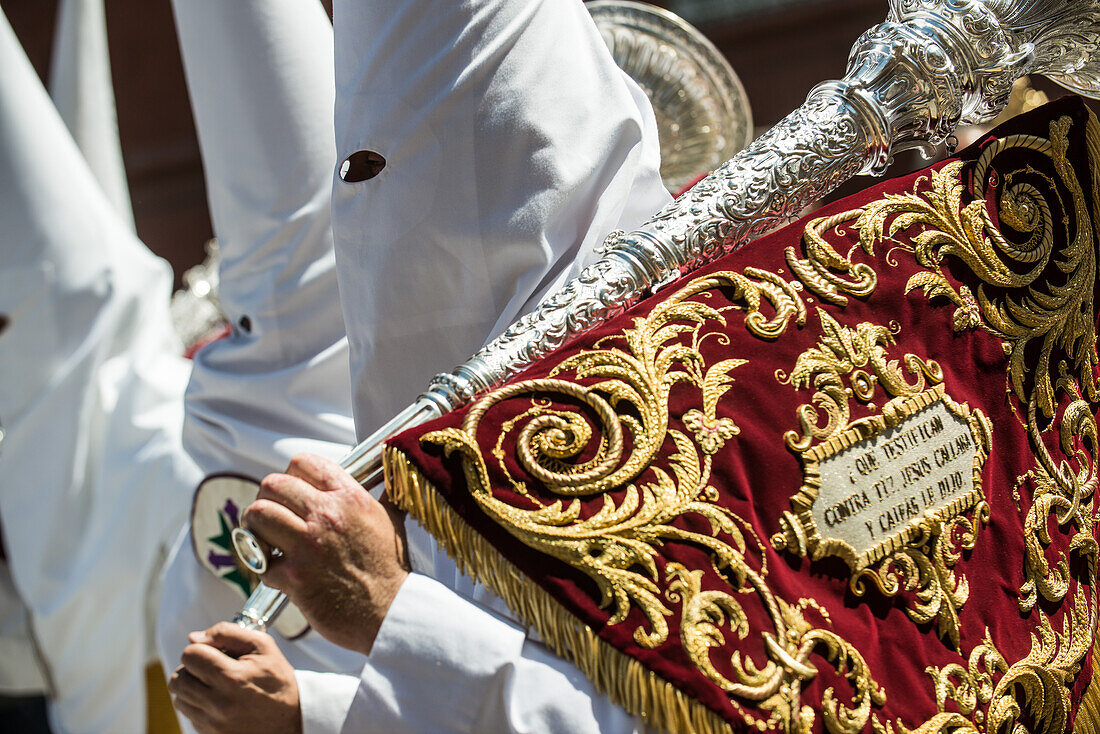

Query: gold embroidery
[
  {"left": 876, "top": 116, "right": 1097, "bottom": 732},
  {"left": 773, "top": 373, "right": 992, "bottom": 648},
  {"left": 779, "top": 310, "right": 944, "bottom": 453},
  {"left": 682, "top": 356, "right": 745, "bottom": 455},
  {"left": 394, "top": 111, "right": 1100, "bottom": 734},
  {"left": 925, "top": 631, "right": 1007, "bottom": 719},
  {"left": 847, "top": 129, "right": 1096, "bottom": 422},
  {"left": 667, "top": 559, "right": 886, "bottom": 733},
  {"left": 425, "top": 270, "right": 888, "bottom": 732},
  {"left": 786, "top": 211, "right": 878, "bottom": 308},
  {"left": 872, "top": 713, "right": 978, "bottom": 734}
]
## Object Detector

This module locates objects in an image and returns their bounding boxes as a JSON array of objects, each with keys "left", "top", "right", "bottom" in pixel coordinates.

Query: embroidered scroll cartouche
[
  {"left": 773, "top": 379, "right": 992, "bottom": 649},
  {"left": 383, "top": 97, "right": 1100, "bottom": 733}
]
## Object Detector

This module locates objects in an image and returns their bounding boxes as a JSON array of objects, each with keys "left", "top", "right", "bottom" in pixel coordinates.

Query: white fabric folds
[
  {"left": 328, "top": 0, "right": 670, "bottom": 731},
  {"left": 49, "top": 0, "right": 135, "bottom": 229},
  {"left": 158, "top": 4, "right": 366, "bottom": 732},
  {"left": 0, "top": 8, "right": 200, "bottom": 732}
]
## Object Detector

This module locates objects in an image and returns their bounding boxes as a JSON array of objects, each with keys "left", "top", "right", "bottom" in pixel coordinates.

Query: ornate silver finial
[
  {"left": 588, "top": 0, "right": 754, "bottom": 192},
  {"left": 983, "top": 0, "right": 1100, "bottom": 98}
]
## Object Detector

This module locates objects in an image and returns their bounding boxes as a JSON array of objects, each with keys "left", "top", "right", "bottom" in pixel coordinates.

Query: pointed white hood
[
  {"left": 49, "top": 0, "right": 134, "bottom": 229},
  {"left": 0, "top": 8, "right": 200, "bottom": 733}
]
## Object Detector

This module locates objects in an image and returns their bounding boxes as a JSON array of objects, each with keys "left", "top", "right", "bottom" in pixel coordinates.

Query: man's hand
[
  {"left": 242, "top": 452, "right": 410, "bottom": 655},
  {"left": 168, "top": 622, "right": 300, "bottom": 734}
]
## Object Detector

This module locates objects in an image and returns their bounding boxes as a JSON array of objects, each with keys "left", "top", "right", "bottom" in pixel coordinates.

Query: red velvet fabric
[{"left": 388, "top": 96, "right": 1100, "bottom": 731}]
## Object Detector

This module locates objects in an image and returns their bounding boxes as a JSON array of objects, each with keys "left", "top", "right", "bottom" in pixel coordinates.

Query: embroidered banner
[{"left": 384, "top": 97, "right": 1100, "bottom": 733}]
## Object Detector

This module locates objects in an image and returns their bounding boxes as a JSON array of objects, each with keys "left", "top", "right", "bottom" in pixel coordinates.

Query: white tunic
[
  {"left": 332, "top": 0, "right": 670, "bottom": 433},
  {"left": 0, "top": 9, "right": 201, "bottom": 733},
  {"left": 329, "top": 0, "right": 671, "bottom": 731}
]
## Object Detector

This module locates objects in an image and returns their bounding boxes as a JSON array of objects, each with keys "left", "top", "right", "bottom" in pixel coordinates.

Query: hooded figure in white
[
  {"left": 168, "top": 0, "right": 673, "bottom": 732},
  {"left": 0, "top": 7, "right": 201, "bottom": 733}
]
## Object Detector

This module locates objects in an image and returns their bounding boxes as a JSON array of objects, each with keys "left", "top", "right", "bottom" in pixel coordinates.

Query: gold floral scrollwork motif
[
  {"left": 1016, "top": 392, "right": 1100, "bottom": 615},
  {"left": 859, "top": 116, "right": 1099, "bottom": 732},
  {"left": 925, "top": 631, "right": 1008, "bottom": 719},
  {"left": 786, "top": 211, "right": 879, "bottom": 308},
  {"left": 779, "top": 309, "right": 944, "bottom": 453},
  {"left": 847, "top": 122, "right": 1097, "bottom": 422},
  {"left": 424, "top": 269, "right": 891, "bottom": 732},
  {"left": 668, "top": 561, "right": 886, "bottom": 732},
  {"left": 425, "top": 273, "right": 775, "bottom": 649}
]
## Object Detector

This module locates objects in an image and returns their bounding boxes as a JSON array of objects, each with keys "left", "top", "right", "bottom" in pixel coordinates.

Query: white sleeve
[
  {"left": 157, "top": 526, "right": 367, "bottom": 734},
  {"left": 343, "top": 574, "right": 649, "bottom": 734},
  {"left": 296, "top": 671, "right": 360, "bottom": 734},
  {"left": 170, "top": 0, "right": 356, "bottom": 479}
]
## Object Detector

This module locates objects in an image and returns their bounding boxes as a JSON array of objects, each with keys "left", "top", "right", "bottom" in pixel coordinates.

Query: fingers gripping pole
[{"left": 230, "top": 402, "right": 438, "bottom": 627}]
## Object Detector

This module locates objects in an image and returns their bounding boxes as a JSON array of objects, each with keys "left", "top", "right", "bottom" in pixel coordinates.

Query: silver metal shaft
[{"left": 232, "top": 582, "right": 290, "bottom": 632}]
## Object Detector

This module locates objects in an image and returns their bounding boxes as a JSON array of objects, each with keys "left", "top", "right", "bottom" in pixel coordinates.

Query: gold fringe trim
[{"left": 384, "top": 446, "right": 734, "bottom": 734}]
